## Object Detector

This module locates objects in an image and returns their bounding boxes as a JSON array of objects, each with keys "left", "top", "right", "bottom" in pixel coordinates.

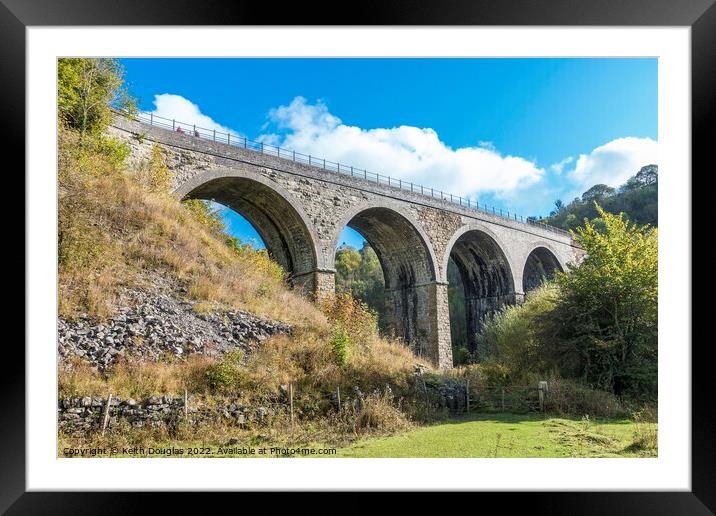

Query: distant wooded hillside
[{"left": 534, "top": 165, "right": 657, "bottom": 231}]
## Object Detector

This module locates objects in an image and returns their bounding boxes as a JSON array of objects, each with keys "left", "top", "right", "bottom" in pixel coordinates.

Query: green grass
[
  {"left": 60, "top": 412, "right": 656, "bottom": 458},
  {"left": 329, "top": 413, "right": 657, "bottom": 458}
]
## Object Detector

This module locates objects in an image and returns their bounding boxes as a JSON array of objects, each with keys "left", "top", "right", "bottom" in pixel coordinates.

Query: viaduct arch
[
  {"left": 329, "top": 201, "right": 441, "bottom": 361},
  {"left": 110, "top": 115, "right": 581, "bottom": 369},
  {"left": 175, "top": 169, "right": 321, "bottom": 294}
]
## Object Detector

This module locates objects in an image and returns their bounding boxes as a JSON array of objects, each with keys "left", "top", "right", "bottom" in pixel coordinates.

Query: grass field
[
  {"left": 330, "top": 413, "right": 657, "bottom": 458},
  {"left": 60, "top": 412, "right": 656, "bottom": 459}
]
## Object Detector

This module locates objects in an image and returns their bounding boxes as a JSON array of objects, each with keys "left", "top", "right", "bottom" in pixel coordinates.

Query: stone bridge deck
[{"left": 110, "top": 115, "right": 582, "bottom": 369}]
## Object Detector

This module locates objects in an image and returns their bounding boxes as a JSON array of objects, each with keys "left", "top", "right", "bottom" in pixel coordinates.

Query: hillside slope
[
  {"left": 58, "top": 129, "right": 321, "bottom": 328},
  {"left": 57, "top": 127, "right": 431, "bottom": 408}
]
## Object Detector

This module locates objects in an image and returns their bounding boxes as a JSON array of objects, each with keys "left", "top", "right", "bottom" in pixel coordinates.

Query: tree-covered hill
[{"left": 535, "top": 165, "right": 657, "bottom": 231}]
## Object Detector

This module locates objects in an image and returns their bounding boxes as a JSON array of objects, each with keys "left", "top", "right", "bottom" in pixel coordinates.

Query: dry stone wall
[{"left": 58, "top": 395, "right": 279, "bottom": 437}]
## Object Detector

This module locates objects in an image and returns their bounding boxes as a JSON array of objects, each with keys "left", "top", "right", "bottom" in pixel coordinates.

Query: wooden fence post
[
  {"left": 337, "top": 386, "right": 341, "bottom": 412},
  {"left": 501, "top": 388, "right": 505, "bottom": 412},
  {"left": 289, "top": 382, "right": 294, "bottom": 431},
  {"left": 101, "top": 393, "right": 113, "bottom": 436}
]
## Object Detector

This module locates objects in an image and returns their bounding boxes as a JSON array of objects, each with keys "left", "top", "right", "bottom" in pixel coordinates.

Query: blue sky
[{"left": 120, "top": 58, "right": 657, "bottom": 250}]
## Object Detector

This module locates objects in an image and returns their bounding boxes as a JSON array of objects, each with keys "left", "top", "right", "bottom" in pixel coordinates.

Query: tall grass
[
  {"left": 58, "top": 128, "right": 431, "bottom": 420},
  {"left": 58, "top": 128, "right": 322, "bottom": 328}
]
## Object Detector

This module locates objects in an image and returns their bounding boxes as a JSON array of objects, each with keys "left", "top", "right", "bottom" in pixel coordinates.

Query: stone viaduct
[{"left": 110, "top": 115, "right": 582, "bottom": 369}]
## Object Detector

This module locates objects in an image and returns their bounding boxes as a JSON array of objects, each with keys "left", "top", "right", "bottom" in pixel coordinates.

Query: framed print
[{"left": 4, "top": 0, "right": 714, "bottom": 511}]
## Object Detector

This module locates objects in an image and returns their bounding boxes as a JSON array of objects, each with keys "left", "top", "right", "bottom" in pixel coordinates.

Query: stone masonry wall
[
  {"left": 58, "top": 378, "right": 470, "bottom": 437},
  {"left": 109, "top": 116, "right": 580, "bottom": 368},
  {"left": 109, "top": 116, "right": 578, "bottom": 281},
  {"left": 58, "top": 395, "right": 281, "bottom": 437}
]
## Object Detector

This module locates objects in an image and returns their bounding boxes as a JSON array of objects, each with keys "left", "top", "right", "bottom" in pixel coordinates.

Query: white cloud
[
  {"left": 258, "top": 97, "right": 545, "bottom": 198},
  {"left": 146, "top": 94, "right": 658, "bottom": 218},
  {"left": 550, "top": 156, "right": 574, "bottom": 174},
  {"left": 149, "top": 94, "right": 240, "bottom": 136},
  {"left": 568, "top": 137, "right": 658, "bottom": 189}
]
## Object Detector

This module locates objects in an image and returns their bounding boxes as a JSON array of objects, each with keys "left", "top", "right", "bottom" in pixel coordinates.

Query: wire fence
[
  {"left": 121, "top": 109, "right": 571, "bottom": 237},
  {"left": 466, "top": 385, "right": 544, "bottom": 413},
  {"left": 65, "top": 380, "right": 552, "bottom": 439}
]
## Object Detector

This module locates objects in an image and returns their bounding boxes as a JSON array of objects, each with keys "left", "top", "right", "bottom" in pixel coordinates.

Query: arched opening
[
  {"left": 335, "top": 227, "right": 388, "bottom": 330},
  {"left": 182, "top": 176, "right": 318, "bottom": 293},
  {"left": 522, "top": 247, "right": 563, "bottom": 293},
  {"left": 335, "top": 207, "right": 436, "bottom": 358},
  {"left": 447, "top": 257, "right": 467, "bottom": 362},
  {"left": 447, "top": 230, "right": 514, "bottom": 359},
  {"left": 209, "top": 201, "right": 267, "bottom": 249}
]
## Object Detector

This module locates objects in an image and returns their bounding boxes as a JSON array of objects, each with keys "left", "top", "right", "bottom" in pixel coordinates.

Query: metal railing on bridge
[{"left": 122, "top": 110, "right": 571, "bottom": 237}]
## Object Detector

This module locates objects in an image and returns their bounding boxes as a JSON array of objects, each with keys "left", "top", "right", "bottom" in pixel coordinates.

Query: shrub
[
  {"left": 477, "top": 360, "right": 512, "bottom": 387},
  {"left": 454, "top": 346, "right": 472, "bottom": 366},
  {"left": 320, "top": 292, "right": 378, "bottom": 347},
  {"left": 203, "top": 351, "right": 245, "bottom": 393},
  {"left": 544, "top": 378, "right": 627, "bottom": 418},
  {"left": 353, "top": 390, "right": 411, "bottom": 435},
  {"left": 240, "top": 332, "right": 341, "bottom": 393},
  {"left": 475, "top": 283, "right": 559, "bottom": 380},
  {"left": 329, "top": 326, "right": 352, "bottom": 367}
]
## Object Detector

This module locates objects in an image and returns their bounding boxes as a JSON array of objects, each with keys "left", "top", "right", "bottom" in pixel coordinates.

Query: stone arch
[
  {"left": 328, "top": 200, "right": 440, "bottom": 278},
  {"left": 175, "top": 168, "right": 320, "bottom": 294},
  {"left": 443, "top": 224, "right": 517, "bottom": 355},
  {"left": 330, "top": 200, "right": 442, "bottom": 361},
  {"left": 441, "top": 223, "right": 518, "bottom": 285},
  {"left": 522, "top": 245, "right": 564, "bottom": 294}
]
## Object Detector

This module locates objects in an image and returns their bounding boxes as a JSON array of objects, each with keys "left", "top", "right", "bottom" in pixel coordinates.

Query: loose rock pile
[{"left": 58, "top": 283, "right": 292, "bottom": 370}]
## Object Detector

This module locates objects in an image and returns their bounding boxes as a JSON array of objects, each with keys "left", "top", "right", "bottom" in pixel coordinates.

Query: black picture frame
[{"left": 4, "top": 0, "right": 712, "bottom": 512}]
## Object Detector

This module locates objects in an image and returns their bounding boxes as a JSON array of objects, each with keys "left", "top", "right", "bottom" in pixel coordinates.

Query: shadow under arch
[
  {"left": 522, "top": 246, "right": 564, "bottom": 293},
  {"left": 334, "top": 204, "right": 438, "bottom": 359},
  {"left": 178, "top": 171, "right": 319, "bottom": 294},
  {"left": 444, "top": 225, "right": 516, "bottom": 356}
]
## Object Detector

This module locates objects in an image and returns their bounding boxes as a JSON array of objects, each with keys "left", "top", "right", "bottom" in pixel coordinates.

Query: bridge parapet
[{"left": 114, "top": 111, "right": 570, "bottom": 239}]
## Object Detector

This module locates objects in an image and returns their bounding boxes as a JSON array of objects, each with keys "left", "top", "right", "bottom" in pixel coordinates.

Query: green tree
[
  {"left": 547, "top": 204, "right": 658, "bottom": 396},
  {"left": 540, "top": 166, "right": 658, "bottom": 230},
  {"left": 334, "top": 243, "right": 387, "bottom": 330},
  {"left": 549, "top": 199, "right": 564, "bottom": 216},
  {"left": 58, "top": 58, "right": 135, "bottom": 139},
  {"left": 581, "top": 184, "right": 615, "bottom": 202},
  {"left": 624, "top": 164, "right": 658, "bottom": 190},
  {"left": 335, "top": 245, "right": 361, "bottom": 286}
]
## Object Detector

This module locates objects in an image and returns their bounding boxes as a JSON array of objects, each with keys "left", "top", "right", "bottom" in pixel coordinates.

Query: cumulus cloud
[
  {"left": 492, "top": 137, "right": 658, "bottom": 215},
  {"left": 568, "top": 137, "right": 658, "bottom": 189},
  {"left": 258, "top": 97, "right": 545, "bottom": 199},
  {"left": 149, "top": 94, "right": 240, "bottom": 136},
  {"left": 145, "top": 94, "right": 657, "bottom": 218},
  {"left": 550, "top": 156, "right": 574, "bottom": 174}
]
